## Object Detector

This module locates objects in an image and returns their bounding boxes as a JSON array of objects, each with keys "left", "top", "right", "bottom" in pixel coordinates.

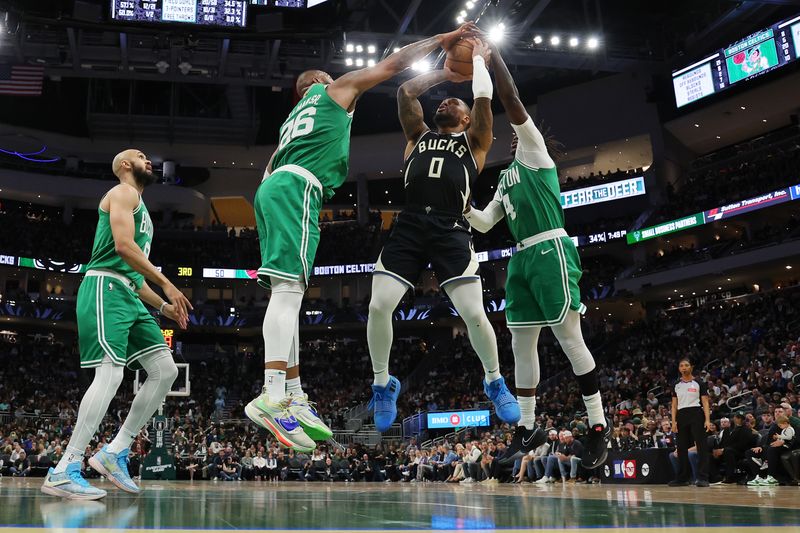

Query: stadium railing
[{"left": 726, "top": 391, "right": 754, "bottom": 414}]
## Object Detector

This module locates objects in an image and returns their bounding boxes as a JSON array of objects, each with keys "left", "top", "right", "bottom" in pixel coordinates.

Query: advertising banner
[{"left": 426, "top": 410, "right": 491, "bottom": 429}]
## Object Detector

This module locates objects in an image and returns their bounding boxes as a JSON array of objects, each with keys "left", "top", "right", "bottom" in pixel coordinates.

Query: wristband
[
  {"left": 159, "top": 301, "right": 168, "bottom": 314},
  {"left": 472, "top": 55, "right": 493, "bottom": 99}
]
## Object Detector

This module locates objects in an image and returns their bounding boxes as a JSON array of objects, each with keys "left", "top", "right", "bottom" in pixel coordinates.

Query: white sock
[
  {"left": 485, "top": 368, "right": 502, "bottom": 383},
  {"left": 54, "top": 447, "right": 84, "bottom": 474},
  {"left": 518, "top": 396, "right": 536, "bottom": 429},
  {"left": 367, "top": 274, "right": 408, "bottom": 387},
  {"left": 373, "top": 370, "right": 390, "bottom": 388},
  {"left": 582, "top": 392, "right": 605, "bottom": 427},
  {"left": 286, "top": 376, "right": 304, "bottom": 397},
  {"left": 266, "top": 369, "right": 287, "bottom": 401}
]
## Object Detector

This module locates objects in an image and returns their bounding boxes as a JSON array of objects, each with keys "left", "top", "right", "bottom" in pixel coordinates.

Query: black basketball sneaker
[
  {"left": 499, "top": 425, "right": 547, "bottom": 465},
  {"left": 582, "top": 419, "right": 612, "bottom": 469}
]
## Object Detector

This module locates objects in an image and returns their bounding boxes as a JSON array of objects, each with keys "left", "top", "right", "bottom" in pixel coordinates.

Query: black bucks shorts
[{"left": 374, "top": 209, "right": 480, "bottom": 289}]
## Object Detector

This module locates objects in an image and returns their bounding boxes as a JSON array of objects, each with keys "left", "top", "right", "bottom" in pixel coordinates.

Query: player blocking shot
[
  {"left": 366, "top": 38, "right": 520, "bottom": 432},
  {"left": 464, "top": 45, "right": 611, "bottom": 468},
  {"left": 245, "top": 23, "right": 482, "bottom": 453},
  {"left": 41, "top": 149, "right": 191, "bottom": 500}
]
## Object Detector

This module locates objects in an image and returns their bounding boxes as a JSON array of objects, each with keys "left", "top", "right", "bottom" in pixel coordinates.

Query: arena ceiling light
[
  {"left": 533, "top": 35, "right": 543, "bottom": 44},
  {"left": 412, "top": 59, "right": 431, "bottom": 72},
  {"left": 488, "top": 23, "right": 505, "bottom": 43},
  {"left": 550, "top": 35, "right": 560, "bottom": 46},
  {"left": 587, "top": 36, "right": 599, "bottom": 49},
  {"left": 456, "top": 0, "right": 479, "bottom": 24},
  {"left": 569, "top": 37, "right": 579, "bottom": 47},
  {"left": 345, "top": 41, "right": 379, "bottom": 69}
]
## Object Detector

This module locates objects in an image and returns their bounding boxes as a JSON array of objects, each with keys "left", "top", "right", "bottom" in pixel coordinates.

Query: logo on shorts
[{"left": 541, "top": 248, "right": 553, "bottom": 255}]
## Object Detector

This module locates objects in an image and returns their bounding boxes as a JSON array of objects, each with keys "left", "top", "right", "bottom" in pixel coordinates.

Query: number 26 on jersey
[{"left": 279, "top": 107, "right": 317, "bottom": 150}]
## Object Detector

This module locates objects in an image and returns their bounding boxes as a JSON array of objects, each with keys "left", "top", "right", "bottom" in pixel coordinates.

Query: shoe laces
[
  {"left": 68, "top": 468, "right": 91, "bottom": 488},
  {"left": 116, "top": 453, "right": 131, "bottom": 475}
]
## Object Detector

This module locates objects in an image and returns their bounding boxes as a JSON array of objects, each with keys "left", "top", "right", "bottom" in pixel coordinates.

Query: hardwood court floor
[{"left": 1, "top": 478, "right": 799, "bottom": 532}]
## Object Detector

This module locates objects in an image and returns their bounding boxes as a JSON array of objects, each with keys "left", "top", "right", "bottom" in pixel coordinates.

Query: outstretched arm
[
  {"left": 398, "top": 68, "right": 470, "bottom": 156},
  {"left": 466, "top": 39, "right": 493, "bottom": 171},
  {"left": 464, "top": 189, "right": 505, "bottom": 233},
  {"left": 490, "top": 44, "right": 554, "bottom": 168},
  {"left": 327, "top": 22, "right": 478, "bottom": 112},
  {"left": 489, "top": 44, "right": 528, "bottom": 126}
]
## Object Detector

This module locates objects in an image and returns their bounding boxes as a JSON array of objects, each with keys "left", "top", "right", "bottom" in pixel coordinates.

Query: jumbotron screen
[
  {"left": 110, "top": 0, "right": 247, "bottom": 27},
  {"left": 672, "top": 13, "right": 800, "bottom": 108}
]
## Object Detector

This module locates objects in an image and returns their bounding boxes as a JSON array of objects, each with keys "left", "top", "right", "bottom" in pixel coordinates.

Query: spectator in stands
[
  {"left": 657, "top": 420, "right": 676, "bottom": 448},
  {"left": 638, "top": 420, "right": 661, "bottom": 449},
  {"left": 241, "top": 450, "right": 254, "bottom": 481},
  {"left": 461, "top": 441, "right": 481, "bottom": 483},
  {"left": 252, "top": 451, "right": 267, "bottom": 481},
  {"left": 710, "top": 413, "right": 754, "bottom": 484},
  {"left": 556, "top": 431, "right": 583, "bottom": 483},
  {"left": 10, "top": 450, "right": 31, "bottom": 477}
]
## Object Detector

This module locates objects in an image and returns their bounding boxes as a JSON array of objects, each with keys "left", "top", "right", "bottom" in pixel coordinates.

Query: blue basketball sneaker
[
  {"left": 484, "top": 377, "right": 521, "bottom": 424},
  {"left": 369, "top": 376, "right": 401, "bottom": 432},
  {"left": 40, "top": 463, "right": 107, "bottom": 500},
  {"left": 89, "top": 447, "right": 140, "bottom": 494}
]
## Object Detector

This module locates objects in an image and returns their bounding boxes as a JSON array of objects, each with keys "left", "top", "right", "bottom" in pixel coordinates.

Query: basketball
[{"left": 445, "top": 39, "right": 475, "bottom": 77}]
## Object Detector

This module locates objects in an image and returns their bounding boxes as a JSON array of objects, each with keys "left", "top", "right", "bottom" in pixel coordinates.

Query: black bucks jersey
[
  {"left": 374, "top": 130, "right": 481, "bottom": 289},
  {"left": 404, "top": 130, "right": 478, "bottom": 215}
]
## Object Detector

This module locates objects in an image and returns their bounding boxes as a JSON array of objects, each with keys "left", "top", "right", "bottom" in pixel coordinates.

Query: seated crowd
[{"left": 1, "top": 285, "right": 798, "bottom": 485}]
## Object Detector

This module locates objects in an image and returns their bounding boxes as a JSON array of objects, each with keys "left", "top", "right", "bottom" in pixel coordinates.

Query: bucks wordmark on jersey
[{"left": 404, "top": 131, "right": 477, "bottom": 215}]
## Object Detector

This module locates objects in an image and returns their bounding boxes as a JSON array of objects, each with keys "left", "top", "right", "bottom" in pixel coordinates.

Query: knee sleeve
[{"left": 551, "top": 310, "right": 596, "bottom": 377}]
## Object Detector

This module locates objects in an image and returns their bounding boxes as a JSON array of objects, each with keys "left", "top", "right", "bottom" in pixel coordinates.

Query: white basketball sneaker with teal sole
[
  {"left": 89, "top": 447, "right": 140, "bottom": 493},
  {"left": 41, "top": 463, "right": 107, "bottom": 500}
]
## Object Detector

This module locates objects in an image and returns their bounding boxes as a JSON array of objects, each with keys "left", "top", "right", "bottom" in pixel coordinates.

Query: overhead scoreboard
[
  {"left": 111, "top": 0, "right": 247, "bottom": 27},
  {"left": 672, "top": 13, "right": 800, "bottom": 108}
]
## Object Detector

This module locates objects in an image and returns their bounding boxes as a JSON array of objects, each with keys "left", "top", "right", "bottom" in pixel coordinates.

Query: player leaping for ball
[
  {"left": 41, "top": 149, "right": 191, "bottom": 499},
  {"left": 464, "top": 45, "right": 611, "bottom": 468},
  {"left": 366, "top": 38, "right": 520, "bottom": 432},
  {"left": 245, "top": 23, "right": 481, "bottom": 453}
]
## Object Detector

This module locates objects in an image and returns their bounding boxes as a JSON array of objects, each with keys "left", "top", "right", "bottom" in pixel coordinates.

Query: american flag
[{"left": 0, "top": 64, "right": 45, "bottom": 96}]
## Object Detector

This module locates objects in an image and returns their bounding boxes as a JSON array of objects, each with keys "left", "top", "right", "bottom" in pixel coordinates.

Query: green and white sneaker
[
  {"left": 89, "top": 447, "right": 140, "bottom": 493},
  {"left": 761, "top": 475, "right": 779, "bottom": 486},
  {"left": 288, "top": 393, "right": 333, "bottom": 441},
  {"left": 245, "top": 388, "right": 316, "bottom": 452},
  {"left": 41, "top": 463, "right": 107, "bottom": 500}
]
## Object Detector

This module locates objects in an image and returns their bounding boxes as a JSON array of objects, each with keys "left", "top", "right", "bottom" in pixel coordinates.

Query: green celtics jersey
[
  {"left": 494, "top": 159, "right": 563, "bottom": 242},
  {"left": 273, "top": 83, "right": 353, "bottom": 199},
  {"left": 85, "top": 196, "right": 153, "bottom": 289}
]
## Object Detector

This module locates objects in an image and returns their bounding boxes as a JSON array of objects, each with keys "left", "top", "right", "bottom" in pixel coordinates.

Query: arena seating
[{"left": 2, "top": 285, "right": 798, "bottom": 484}]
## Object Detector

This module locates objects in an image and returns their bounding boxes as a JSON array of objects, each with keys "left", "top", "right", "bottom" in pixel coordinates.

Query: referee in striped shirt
[{"left": 669, "top": 357, "right": 712, "bottom": 487}]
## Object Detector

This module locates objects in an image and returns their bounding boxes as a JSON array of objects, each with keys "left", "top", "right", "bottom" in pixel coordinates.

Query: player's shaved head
[
  {"left": 111, "top": 149, "right": 154, "bottom": 188},
  {"left": 112, "top": 149, "right": 142, "bottom": 177},
  {"left": 296, "top": 70, "right": 334, "bottom": 97}
]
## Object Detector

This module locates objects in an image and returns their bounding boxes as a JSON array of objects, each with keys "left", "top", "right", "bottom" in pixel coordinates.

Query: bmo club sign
[{"left": 426, "top": 410, "right": 491, "bottom": 429}]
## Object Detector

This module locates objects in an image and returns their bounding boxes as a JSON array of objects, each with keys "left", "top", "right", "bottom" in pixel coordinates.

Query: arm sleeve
[
  {"left": 511, "top": 116, "right": 555, "bottom": 169},
  {"left": 464, "top": 198, "right": 505, "bottom": 233},
  {"left": 472, "top": 56, "right": 492, "bottom": 100}
]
